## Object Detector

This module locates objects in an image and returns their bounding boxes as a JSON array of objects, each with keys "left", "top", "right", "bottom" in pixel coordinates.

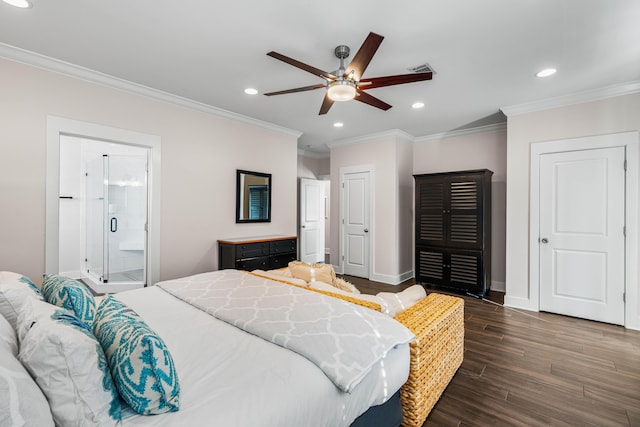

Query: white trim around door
[
  {"left": 528, "top": 131, "right": 639, "bottom": 330},
  {"left": 46, "top": 116, "right": 162, "bottom": 287},
  {"left": 337, "top": 165, "right": 374, "bottom": 278}
]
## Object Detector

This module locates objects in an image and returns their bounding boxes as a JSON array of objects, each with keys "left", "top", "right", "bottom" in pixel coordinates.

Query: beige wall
[
  {"left": 0, "top": 57, "right": 298, "bottom": 282},
  {"left": 297, "top": 154, "right": 330, "bottom": 179},
  {"left": 413, "top": 127, "right": 507, "bottom": 291},
  {"left": 329, "top": 133, "right": 414, "bottom": 284},
  {"left": 504, "top": 92, "right": 640, "bottom": 324},
  {"left": 397, "top": 135, "right": 414, "bottom": 276}
]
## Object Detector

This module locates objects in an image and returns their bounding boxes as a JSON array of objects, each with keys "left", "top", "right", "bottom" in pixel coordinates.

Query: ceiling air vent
[{"left": 408, "top": 63, "right": 435, "bottom": 74}]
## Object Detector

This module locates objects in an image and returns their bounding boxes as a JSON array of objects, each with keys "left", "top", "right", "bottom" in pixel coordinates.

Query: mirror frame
[{"left": 236, "top": 169, "right": 272, "bottom": 223}]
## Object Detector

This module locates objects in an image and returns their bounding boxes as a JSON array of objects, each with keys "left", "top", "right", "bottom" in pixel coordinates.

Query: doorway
[
  {"left": 340, "top": 166, "right": 372, "bottom": 278},
  {"left": 85, "top": 149, "right": 148, "bottom": 286},
  {"left": 530, "top": 132, "right": 639, "bottom": 327},
  {"left": 538, "top": 147, "right": 625, "bottom": 324},
  {"left": 299, "top": 178, "right": 325, "bottom": 264},
  {"left": 46, "top": 116, "right": 161, "bottom": 292}
]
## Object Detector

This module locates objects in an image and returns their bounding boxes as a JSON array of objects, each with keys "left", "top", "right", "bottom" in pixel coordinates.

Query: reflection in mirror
[{"left": 236, "top": 170, "right": 271, "bottom": 223}]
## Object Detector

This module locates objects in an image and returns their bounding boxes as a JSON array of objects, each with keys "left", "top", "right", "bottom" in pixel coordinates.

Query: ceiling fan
[{"left": 264, "top": 32, "right": 433, "bottom": 115}]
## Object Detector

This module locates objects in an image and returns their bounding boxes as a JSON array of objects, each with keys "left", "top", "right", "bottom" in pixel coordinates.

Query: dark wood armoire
[{"left": 414, "top": 169, "right": 492, "bottom": 296}]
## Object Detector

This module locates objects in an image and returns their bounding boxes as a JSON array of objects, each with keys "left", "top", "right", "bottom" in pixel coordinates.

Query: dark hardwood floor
[{"left": 341, "top": 275, "right": 640, "bottom": 427}]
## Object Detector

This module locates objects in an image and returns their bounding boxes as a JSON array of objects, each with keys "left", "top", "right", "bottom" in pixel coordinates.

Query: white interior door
[
  {"left": 299, "top": 178, "right": 325, "bottom": 263},
  {"left": 539, "top": 147, "right": 625, "bottom": 325},
  {"left": 343, "top": 171, "right": 370, "bottom": 278}
]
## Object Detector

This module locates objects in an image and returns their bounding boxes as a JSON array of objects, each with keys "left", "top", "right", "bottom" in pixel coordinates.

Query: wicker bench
[
  {"left": 249, "top": 271, "right": 464, "bottom": 426},
  {"left": 394, "top": 293, "right": 464, "bottom": 426}
]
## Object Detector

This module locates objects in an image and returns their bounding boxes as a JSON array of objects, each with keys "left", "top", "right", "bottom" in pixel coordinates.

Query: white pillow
[
  {"left": 0, "top": 314, "right": 17, "bottom": 357},
  {"left": 376, "top": 285, "right": 427, "bottom": 317},
  {"left": 309, "top": 281, "right": 427, "bottom": 317},
  {"left": 0, "top": 272, "right": 44, "bottom": 330},
  {"left": 18, "top": 299, "right": 121, "bottom": 426},
  {"left": 0, "top": 313, "right": 55, "bottom": 427},
  {"left": 308, "top": 280, "right": 384, "bottom": 305}
]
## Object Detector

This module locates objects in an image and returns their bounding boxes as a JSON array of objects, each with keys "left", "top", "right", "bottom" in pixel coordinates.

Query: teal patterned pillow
[
  {"left": 18, "top": 275, "right": 44, "bottom": 298},
  {"left": 42, "top": 275, "right": 96, "bottom": 327},
  {"left": 93, "top": 296, "right": 180, "bottom": 415}
]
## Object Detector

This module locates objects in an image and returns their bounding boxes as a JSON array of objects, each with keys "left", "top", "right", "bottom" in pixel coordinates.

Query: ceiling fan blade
[
  {"left": 345, "top": 32, "right": 384, "bottom": 81},
  {"left": 264, "top": 84, "right": 325, "bottom": 96},
  {"left": 354, "top": 90, "right": 392, "bottom": 111},
  {"left": 267, "top": 51, "right": 337, "bottom": 81},
  {"left": 358, "top": 72, "right": 433, "bottom": 90},
  {"left": 319, "top": 93, "right": 334, "bottom": 115}
]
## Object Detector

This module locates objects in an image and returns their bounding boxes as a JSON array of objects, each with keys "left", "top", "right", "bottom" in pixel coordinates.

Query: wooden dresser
[{"left": 217, "top": 235, "right": 297, "bottom": 271}]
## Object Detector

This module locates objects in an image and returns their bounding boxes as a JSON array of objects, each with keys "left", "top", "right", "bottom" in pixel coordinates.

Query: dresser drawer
[
  {"left": 237, "top": 242, "right": 270, "bottom": 259},
  {"left": 236, "top": 256, "right": 269, "bottom": 271},
  {"left": 218, "top": 236, "right": 298, "bottom": 271},
  {"left": 270, "top": 239, "right": 297, "bottom": 254},
  {"left": 269, "top": 253, "right": 297, "bottom": 269}
]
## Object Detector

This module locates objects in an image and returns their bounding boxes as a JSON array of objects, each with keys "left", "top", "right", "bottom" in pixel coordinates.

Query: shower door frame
[
  {"left": 45, "top": 116, "right": 161, "bottom": 292},
  {"left": 85, "top": 153, "right": 149, "bottom": 286}
]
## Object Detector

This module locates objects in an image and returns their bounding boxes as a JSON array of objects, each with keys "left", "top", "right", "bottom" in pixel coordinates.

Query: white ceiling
[{"left": 1, "top": 0, "right": 639, "bottom": 155}]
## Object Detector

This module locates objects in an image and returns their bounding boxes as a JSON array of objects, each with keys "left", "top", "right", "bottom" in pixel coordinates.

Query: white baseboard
[
  {"left": 369, "top": 269, "right": 414, "bottom": 286},
  {"left": 332, "top": 265, "right": 413, "bottom": 286},
  {"left": 59, "top": 270, "right": 82, "bottom": 279},
  {"left": 504, "top": 295, "right": 537, "bottom": 311}
]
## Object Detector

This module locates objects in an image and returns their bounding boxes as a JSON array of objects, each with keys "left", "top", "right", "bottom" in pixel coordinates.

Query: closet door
[
  {"left": 448, "top": 174, "right": 483, "bottom": 250},
  {"left": 416, "top": 176, "right": 447, "bottom": 247}
]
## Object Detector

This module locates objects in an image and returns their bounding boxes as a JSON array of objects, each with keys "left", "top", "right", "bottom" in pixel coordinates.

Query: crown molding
[
  {"left": 0, "top": 43, "right": 302, "bottom": 139},
  {"left": 326, "top": 129, "right": 414, "bottom": 150},
  {"left": 297, "top": 148, "right": 329, "bottom": 159},
  {"left": 501, "top": 80, "right": 640, "bottom": 117},
  {"left": 414, "top": 122, "right": 506, "bottom": 143}
]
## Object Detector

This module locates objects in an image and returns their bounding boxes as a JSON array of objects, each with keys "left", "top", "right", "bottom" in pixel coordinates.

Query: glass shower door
[
  {"left": 85, "top": 156, "right": 106, "bottom": 282},
  {"left": 85, "top": 154, "right": 147, "bottom": 285}
]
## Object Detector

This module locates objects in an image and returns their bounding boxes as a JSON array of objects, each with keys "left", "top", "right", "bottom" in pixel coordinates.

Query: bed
[{"left": 0, "top": 269, "right": 464, "bottom": 427}]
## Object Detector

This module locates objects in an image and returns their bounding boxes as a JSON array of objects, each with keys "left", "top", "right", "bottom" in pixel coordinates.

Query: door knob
[
  {"left": 301, "top": 225, "right": 306, "bottom": 228},
  {"left": 540, "top": 238, "right": 549, "bottom": 244},
  {"left": 364, "top": 228, "right": 369, "bottom": 233}
]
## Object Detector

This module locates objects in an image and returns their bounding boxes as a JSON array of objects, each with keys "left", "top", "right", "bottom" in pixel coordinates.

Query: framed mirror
[{"left": 236, "top": 169, "right": 271, "bottom": 223}]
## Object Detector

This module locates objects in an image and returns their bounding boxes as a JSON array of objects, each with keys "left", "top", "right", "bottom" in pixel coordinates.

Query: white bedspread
[
  {"left": 157, "top": 270, "right": 414, "bottom": 393},
  {"left": 117, "top": 284, "right": 410, "bottom": 427}
]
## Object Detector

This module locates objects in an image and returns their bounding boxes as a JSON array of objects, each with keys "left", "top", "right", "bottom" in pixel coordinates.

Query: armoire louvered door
[{"left": 414, "top": 170, "right": 492, "bottom": 296}]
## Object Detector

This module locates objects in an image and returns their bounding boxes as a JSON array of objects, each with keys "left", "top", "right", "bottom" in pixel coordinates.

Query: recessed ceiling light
[
  {"left": 412, "top": 102, "right": 425, "bottom": 109},
  {"left": 244, "top": 88, "right": 258, "bottom": 95},
  {"left": 2, "top": 0, "right": 31, "bottom": 8},
  {"left": 536, "top": 68, "right": 557, "bottom": 78},
  {"left": 333, "top": 122, "right": 344, "bottom": 128}
]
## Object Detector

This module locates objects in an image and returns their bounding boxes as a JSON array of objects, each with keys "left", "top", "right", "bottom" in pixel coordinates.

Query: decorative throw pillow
[
  {"left": 17, "top": 299, "right": 121, "bottom": 427},
  {"left": 0, "top": 312, "right": 55, "bottom": 427},
  {"left": 377, "top": 285, "right": 427, "bottom": 317},
  {"left": 288, "top": 261, "right": 337, "bottom": 285},
  {"left": 0, "top": 272, "right": 45, "bottom": 330},
  {"left": 93, "top": 296, "right": 180, "bottom": 415},
  {"left": 332, "top": 277, "right": 360, "bottom": 294},
  {"left": 42, "top": 275, "right": 96, "bottom": 327}
]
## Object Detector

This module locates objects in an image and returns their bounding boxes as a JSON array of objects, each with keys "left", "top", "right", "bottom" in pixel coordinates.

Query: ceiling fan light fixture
[
  {"left": 536, "top": 68, "right": 557, "bottom": 78},
  {"left": 2, "top": 0, "right": 32, "bottom": 8},
  {"left": 327, "top": 80, "right": 356, "bottom": 102}
]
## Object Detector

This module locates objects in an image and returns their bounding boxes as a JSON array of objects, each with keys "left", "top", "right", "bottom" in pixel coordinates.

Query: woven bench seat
[{"left": 394, "top": 293, "right": 464, "bottom": 426}]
